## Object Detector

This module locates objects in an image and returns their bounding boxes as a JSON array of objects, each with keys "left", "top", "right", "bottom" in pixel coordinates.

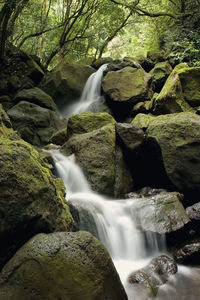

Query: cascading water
[
  {"left": 48, "top": 150, "right": 167, "bottom": 298},
  {"left": 63, "top": 64, "right": 108, "bottom": 118},
  {"left": 48, "top": 65, "right": 200, "bottom": 299}
]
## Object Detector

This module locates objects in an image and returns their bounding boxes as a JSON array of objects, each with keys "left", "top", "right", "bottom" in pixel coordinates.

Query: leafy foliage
[{"left": 0, "top": 0, "right": 200, "bottom": 68}]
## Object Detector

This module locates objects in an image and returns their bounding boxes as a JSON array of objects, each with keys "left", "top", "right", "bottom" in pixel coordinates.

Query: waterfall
[
  {"left": 64, "top": 64, "right": 108, "bottom": 118},
  {"left": 47, "top": 64, "right": 200, "bottom": 299},
  {"left": 48, "top": 150, "right": 166, "bottom": 288}
]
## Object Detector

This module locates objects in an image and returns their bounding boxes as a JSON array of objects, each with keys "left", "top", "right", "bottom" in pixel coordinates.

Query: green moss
[
  {"left": 178, "top": 67, "right": 200, "bottom": 106},
  {"left": 0, "top": 232, "right": 127, "bottom": 300},
  {"left": 153, "top": 64, "right": 192, "bottom": 114},
  {"left": 102, "top": 66, "right": 151, "bottom": 103},
  {"left": 67, "top": 111, "right": 115, "bottom": 138}
]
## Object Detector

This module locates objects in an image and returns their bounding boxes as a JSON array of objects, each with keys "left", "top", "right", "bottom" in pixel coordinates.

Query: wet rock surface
[
  {"left": 0, "top": 231, "right": 128, "bottom": 300},
  {"left": 8, "top": 101, "right": 66, "bottom": 147},
  {"left": 173, "top": 241, "right": 200, "bottom": 264},
  {"left": 126, "top": 188, "right": 190, "bottom": 235},
  {"left": 128, "top": 255, "right": 177, "bottom": 297}
]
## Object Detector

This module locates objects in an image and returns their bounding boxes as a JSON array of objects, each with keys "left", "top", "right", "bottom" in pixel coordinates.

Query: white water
[
  {"left": 48, "top": 66, "right": 200, "bottom": 299},
  {"left": 49, "top": 150, "right": 167, "bottom": 295},
  {"left": 48, "top": 150, "right": 200, "bottom": 300},
  {"left": 64, "top": 64, "right": 108, "bottom": 118}
]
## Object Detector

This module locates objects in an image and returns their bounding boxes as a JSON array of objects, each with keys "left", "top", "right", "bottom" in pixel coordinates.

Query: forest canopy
[{"left": 0, "top": 0, "right": 200, "bottom": 69}]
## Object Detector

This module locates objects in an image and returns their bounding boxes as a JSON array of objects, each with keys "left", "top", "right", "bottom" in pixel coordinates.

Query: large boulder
[
  {"left": 0, "top": 110, "right": 74, "bottom": 269},
  {"left": 132, "top": 112, "right": 200, "bottom": 194},
  {"left": 40, "top": 60, "right": 95, "bottom": 107},
  {"left": 102, "top": 66, "right": 151, "bottom": 104},
  {"left": 126, "top": 188, "right": 190, "bottom": 236},
  {"left": 153, "top": 63, "right": 192, "bottom": 115},
  {"left": 14, "top": 87, "right": 57, "bottom": 111},
  {"left": 128, "top": 255, "right": 177, "bottom": 297},
  {"left": 67, "top": 111, "right": 115, "bottom": 138},
  {"left": 178, "top": 67, "right": 200, "bottom": 107},
  {"left": 62, "top": 113, "right": 133, "bottom": 197},
  {"left": 7, "top": 101, "right": 66, "bottom": 147},
  {"left": 0, "top": 232, "right": 128, "bottom": 300},
  {"left": 61, "top": 124, "right": 116, "bottom": 196}
]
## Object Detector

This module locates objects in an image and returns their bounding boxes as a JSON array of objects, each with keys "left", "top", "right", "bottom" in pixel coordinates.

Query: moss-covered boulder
[
  {"left": 61, "top": 124, "right": 116, "bottom": 196},
  {"left": 14, "top": 87, "right": 57, "bottom": 111},
  {"left": 153, "top": 63, "right": 191, "bottom": 115},
  {"left": 0, "top": 134, "right": 74, "bottom": 269},
  {"left": 7, "top": 101, "right": 66, "bottom": 147},
  {"left": 150, "top": 61, "right": 172, "bottom": 92},
  {"left": 67, "top": 112, "right": 115, "bottom": 138},
  {"left": 40, "top": 60, "right": 95, "bottom": 107},
  {"left": 0, "top": 231, "right": 127, "bottom": 300},
  {"left": 133, "top": 112, "right": 200, "bottom": 194},
  {"left": 102, "top": 66, "right": 151, "bottom": 104},
  {"left": 178, "top": 67, "right": 200, "bottom": 107}
]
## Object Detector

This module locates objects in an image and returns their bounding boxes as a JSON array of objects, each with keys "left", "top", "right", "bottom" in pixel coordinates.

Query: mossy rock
[
  {"left": 40, "top": 60, "right": 95, "bottom": 107},
  {"left": 14, "top": 87, "right": 57, "bottom": 111},
  {"left": 0, "top": 130, "right": 74, "bottom": 269},
  {"left": 133, "top": 112, "right": 200, "bottom": 194},
  {"left": 0, "top": 231, "right": 128, "bottom": 300},
  {"left": 67, "top": 112, "right": 115, "bottom": 138},
  {"left": 0, "top": 104, "right": 18, "bottom": 139},
  {"left": 153, "top": 63, "right": 192, "bottom": 115},
  {"left": 7, "top": 101, "right": 66, "bottom": 147},
  {"left": 178, "top": 67, "right": 200, "bottom": 107},
  {"left": 102, "top": 66, "right": 151, "bottom": 104},
  {"left": 62, "top": 124, "right": 116, "bottom": 196}
]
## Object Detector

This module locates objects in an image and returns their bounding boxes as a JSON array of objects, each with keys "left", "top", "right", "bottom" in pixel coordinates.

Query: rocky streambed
[{"left": 0, "top": 48, "right": 200, "bottom": 299}]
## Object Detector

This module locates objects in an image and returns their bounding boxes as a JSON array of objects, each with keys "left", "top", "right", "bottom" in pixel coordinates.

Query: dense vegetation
[{"left": 0, "top": 0, "right": 200, "bottom": 67}]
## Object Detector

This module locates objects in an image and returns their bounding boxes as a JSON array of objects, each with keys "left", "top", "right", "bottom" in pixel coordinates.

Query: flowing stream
[
  {"left": 49, "top": 66, "right": 200, "bottom": 299},
  {"left": 63, "top": 63, "right": 108, "bottom": 118},
  {"left": 49, "top": 150, "right": 200, "bottom": 300}
]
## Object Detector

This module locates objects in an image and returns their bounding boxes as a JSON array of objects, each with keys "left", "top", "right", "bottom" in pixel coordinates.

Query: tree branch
[{"left": 18, "top": 23, "right": 64, "bottom": 48}]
